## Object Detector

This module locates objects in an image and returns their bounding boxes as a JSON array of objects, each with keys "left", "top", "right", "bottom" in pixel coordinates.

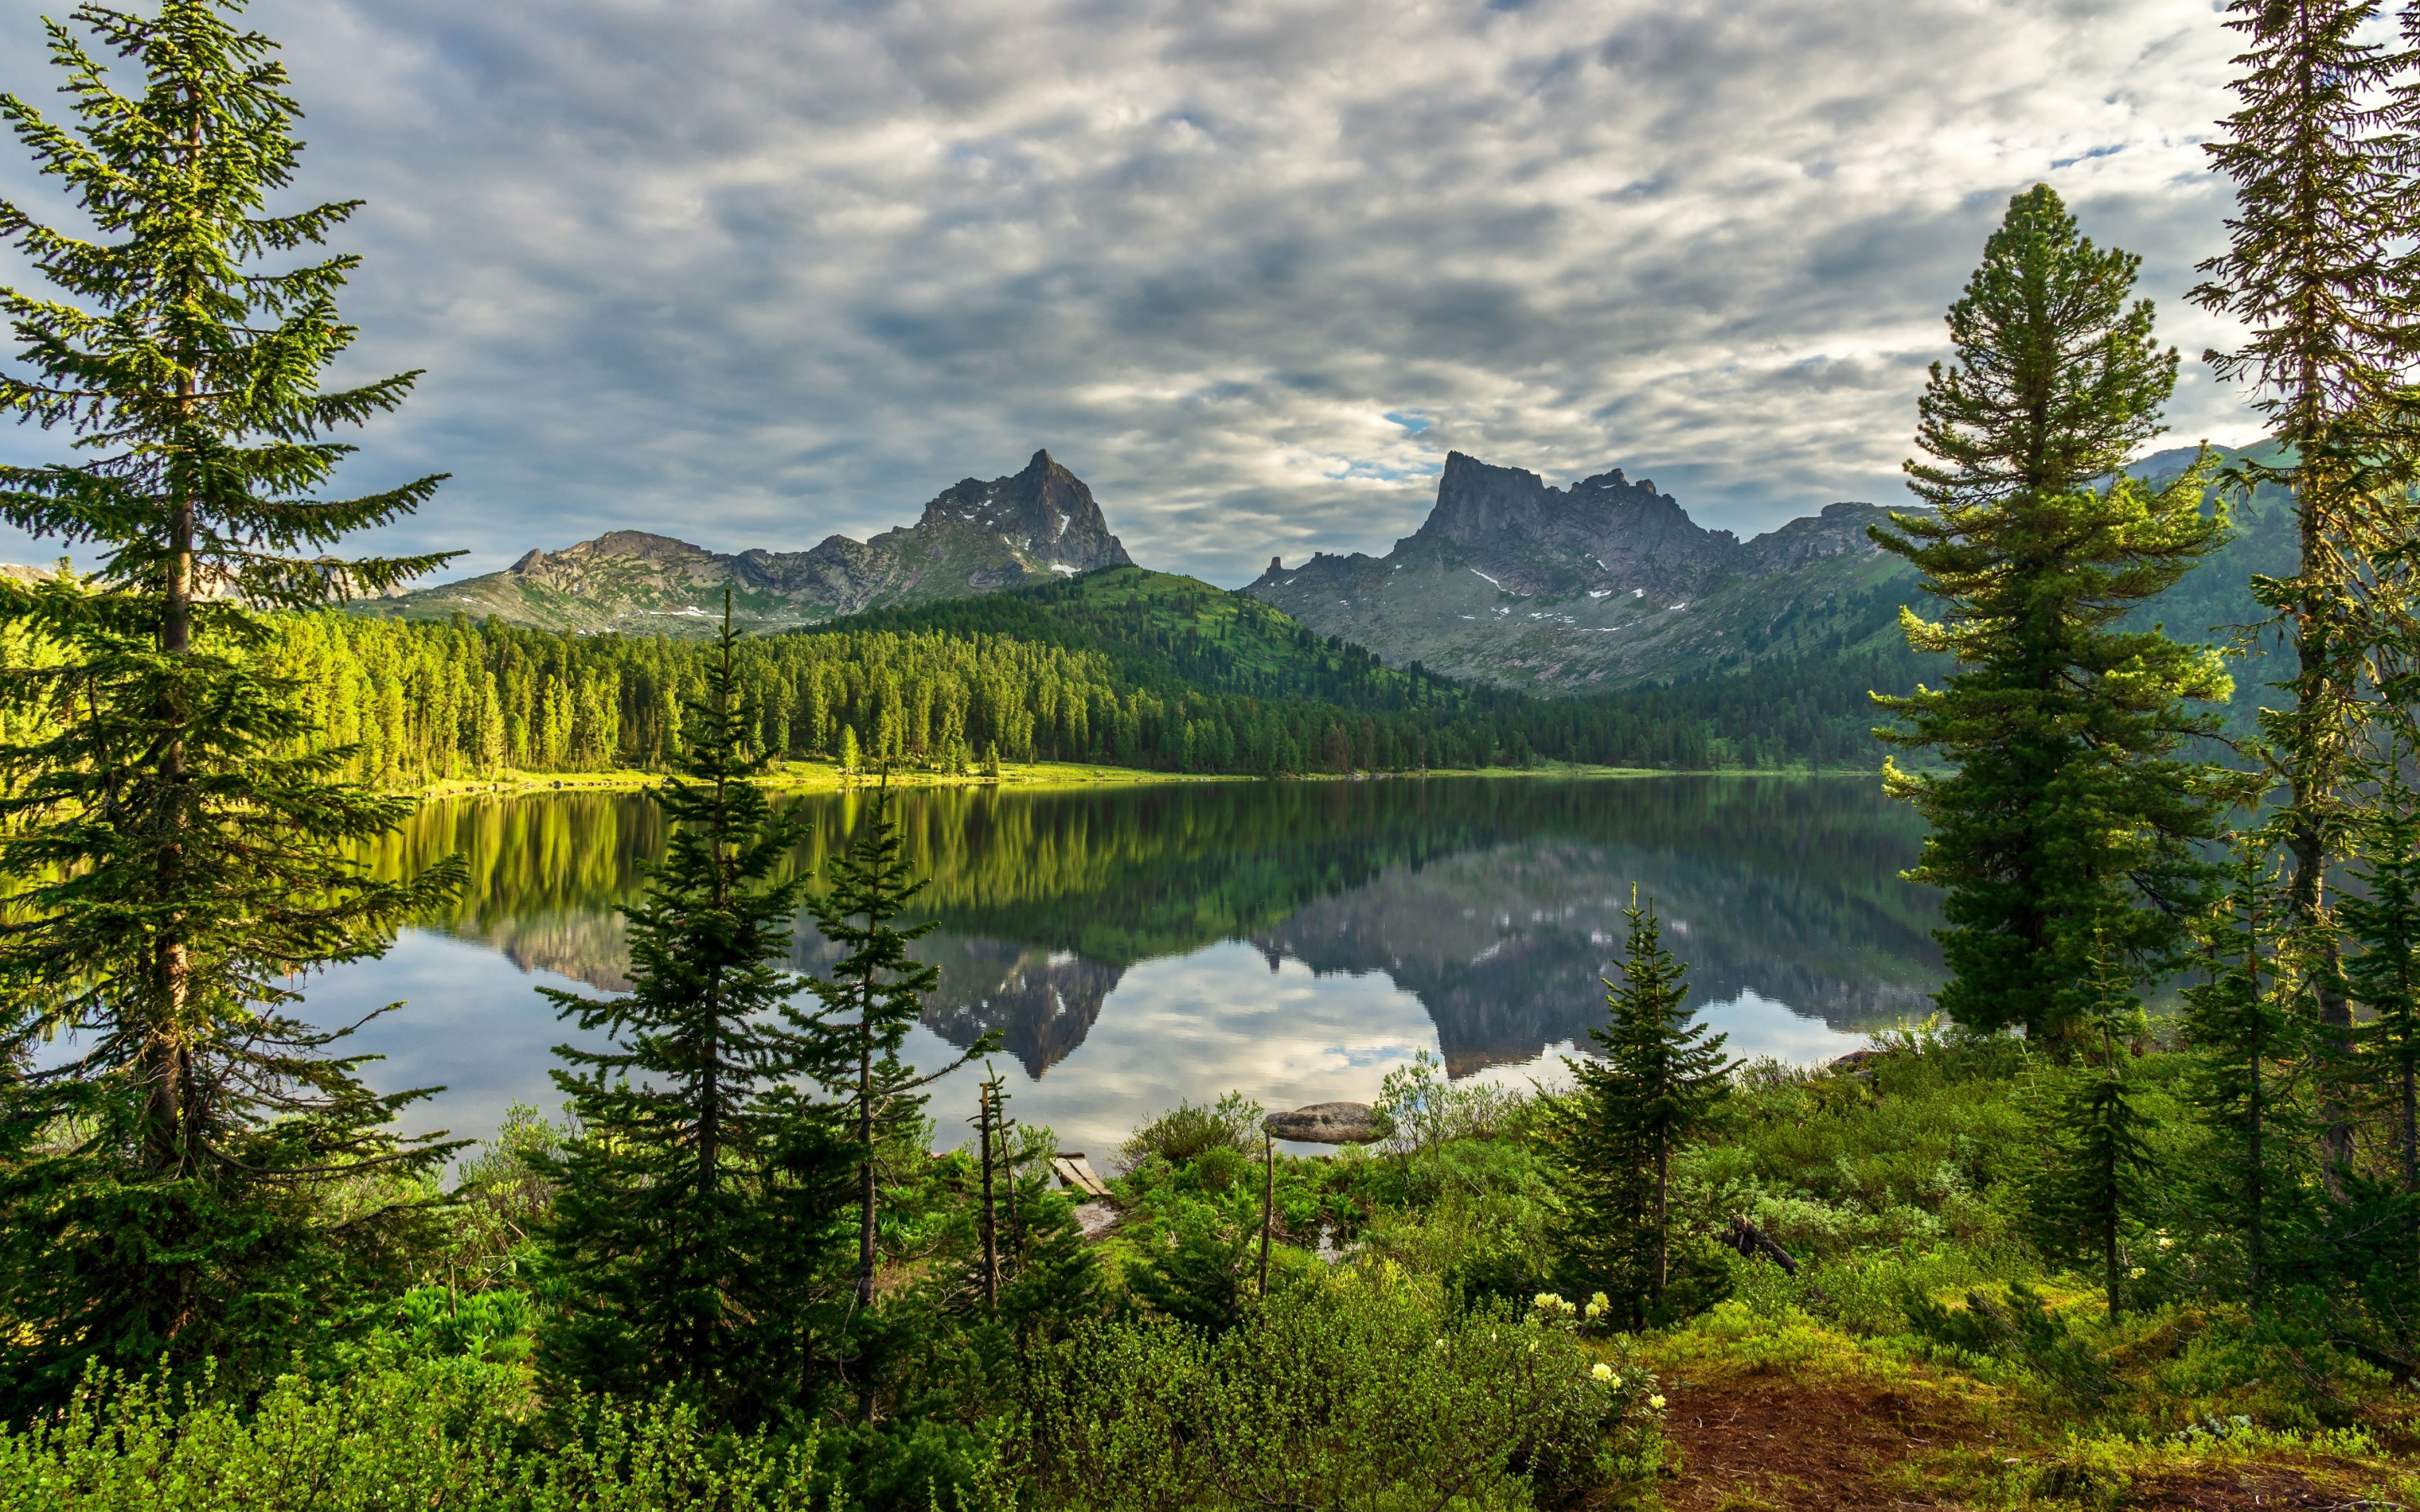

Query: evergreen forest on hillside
[
  {"left": 7, "top": 3, "right": 2420, "bottom": 1510},
  {"left": 0, "top": 580, "right": 1917, "bottom": 788}
]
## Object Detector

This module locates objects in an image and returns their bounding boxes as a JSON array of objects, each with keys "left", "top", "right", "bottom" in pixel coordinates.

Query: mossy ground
[
  {"left": 1092, "top": 1037, "right": 2420, "bottom": 1510},
  {"left": 1647, "top": 1299, "right": 2417, "bottom": 1509}
]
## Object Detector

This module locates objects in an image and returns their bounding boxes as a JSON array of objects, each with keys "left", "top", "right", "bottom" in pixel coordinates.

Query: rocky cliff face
[
  {"left": 1245, "top": 452, "right": 1918, "bottom": 694},
  {"left": 354, "top": 450, "right": 1133, "bottom": 636},
  {"left": 1413, "top": 453, "right": 1743, "bottom": 598}
]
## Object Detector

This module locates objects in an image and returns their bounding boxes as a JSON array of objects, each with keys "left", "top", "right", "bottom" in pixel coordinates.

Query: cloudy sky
[{"left": 0, "top": 0, "right": 2259, "bottom": 587}]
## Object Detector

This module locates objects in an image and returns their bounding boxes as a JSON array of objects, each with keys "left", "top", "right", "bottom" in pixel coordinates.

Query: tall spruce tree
[
  {"left": 1876, "top": 184, "right": 2238, "bottom": 1044},
  {"left": 2182, "top": 843, "right": 2316, "bottom": 1309},
  {"left": 540, "top": 596, "right": 853, "bottom": 1425},
  {"left": 0, "top": 0, "right": 460, "bottom": 1404},
  {"left": 2190, "top": 0, "right": 2420, "bottom": 1051},
  {"left": 798, "top": 788, "right": 997, "bottom": 1386},
  {"left": 2030, "top": 944, "right": 2165, "bottom": 1320},
  {"left": 2346, "top": 790, "right": 2420, "bottom": 1252},
  {"left": 1541, "top": 887, "right": 1734, "bottom": 1328}
]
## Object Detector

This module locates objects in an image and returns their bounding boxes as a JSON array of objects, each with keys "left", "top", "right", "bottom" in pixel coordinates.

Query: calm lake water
[{"left": 302, "top": 774, "right": 1944, "bottom": 1160}]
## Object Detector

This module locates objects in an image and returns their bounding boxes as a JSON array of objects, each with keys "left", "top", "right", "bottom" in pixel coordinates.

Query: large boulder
[{"left": 1265, "top": 1102, "right": 1381, "bottom": 1144}]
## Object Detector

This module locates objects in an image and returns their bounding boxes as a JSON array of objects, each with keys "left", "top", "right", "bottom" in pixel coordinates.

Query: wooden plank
[{"left": 1065, "top": 1154, "right": 1112, "bottom": 1199}]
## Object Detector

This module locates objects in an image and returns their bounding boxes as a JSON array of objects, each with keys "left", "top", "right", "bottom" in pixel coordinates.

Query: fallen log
[{"left": 1719, "top": 1214, "right": 1799, "bottom": 1276}]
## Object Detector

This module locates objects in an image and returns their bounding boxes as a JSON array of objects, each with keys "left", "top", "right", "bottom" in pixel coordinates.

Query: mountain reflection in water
[{"left": 331, "top": 775, "right": 1941, "bottom": 1154}]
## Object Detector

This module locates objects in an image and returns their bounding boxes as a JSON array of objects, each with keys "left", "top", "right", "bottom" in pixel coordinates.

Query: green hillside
[
  {"left": 821, "top": 564, "right": 1933, "bottom": 769},
  {"left": 825, "top": 565, "right": 1475, "bottom": 711}
]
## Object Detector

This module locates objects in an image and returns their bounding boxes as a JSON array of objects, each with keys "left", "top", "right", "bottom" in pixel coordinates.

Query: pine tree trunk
[
  {"left": 2292, "top": 388, "right": 2353, "bottom": 1169},
  {"left": 2104, "top": 1191, "right": 2119, "bottom": 1323},
  {"left": 1653, "top": 1132, "right": 1669, "bottom": 1312},
  {"left": 856, "top": 1028, "right": 876, "bottom": 1310},
  {"left": 2402, "top": 954, "right": 2417, "bottom": 1267},
  {"left": 1259, "top": 1129, "right": 1273, "bottom": 1297},
  {"left": 144, "top": 88, "right": 203, "bottom": 1182},
  {"left": 854, "top": 1019, "right": 876, "bottom": 1424},
  {"left": 697, "top": 984, "right": 720, "bottom": 1373},
  {"left": 2103, "top": 1027, "right": 2123, "bottom": 1320},
  {"left": 980, "top": 1087, "right": 998, "bottom": 1315},
  {"left": 146, "top": 459, "right": 196, "bottom": 1178},
  {"left": 694, "top": 738, "right": 729, "bottom": 1374},
  {"left": 2249, "top": 1039, "right": 2265, "bottom": 1311}
]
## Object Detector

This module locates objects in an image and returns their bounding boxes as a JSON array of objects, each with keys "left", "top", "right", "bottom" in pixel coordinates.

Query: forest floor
[{"left": 1647, "top": 1305, "right": 2413, "bottom": 1511}]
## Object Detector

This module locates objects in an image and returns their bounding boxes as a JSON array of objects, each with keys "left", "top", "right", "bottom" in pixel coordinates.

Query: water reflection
[{"left": 319, "top": 775, "right": 1942, "bottom": 1156}]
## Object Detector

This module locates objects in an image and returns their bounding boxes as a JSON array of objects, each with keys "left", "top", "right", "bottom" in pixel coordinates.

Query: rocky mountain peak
[
  {"left": 355, "top": 450, "right": 1137, "bottom": 638},
  {"left": 916, "top": 449, "right": 1132, "bottom": 571},
  {"left": 1401, "top": 451, "right": 1740, "bottom": 598},
  {"left": 1244, "top": 449, "right": 1907, "bottom": 695}
]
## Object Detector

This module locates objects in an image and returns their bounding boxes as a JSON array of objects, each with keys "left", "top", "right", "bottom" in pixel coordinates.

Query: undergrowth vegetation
[
  {"left": 13, "top": 1021, "right": 2420, "bottom": 1509},
  {"left": 13, "top": 1021, "right": 2420, "bottom": 1499}
]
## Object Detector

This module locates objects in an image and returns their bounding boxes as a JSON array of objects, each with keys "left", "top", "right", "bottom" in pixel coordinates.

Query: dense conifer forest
[{"left": 72, "top": 589, "right": 1924, "bottom": 789}]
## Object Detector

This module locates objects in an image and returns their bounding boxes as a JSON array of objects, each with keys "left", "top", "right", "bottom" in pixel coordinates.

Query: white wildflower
[{"left": 1591, "top": 1362, "right": 1614, "bottom": 1382}]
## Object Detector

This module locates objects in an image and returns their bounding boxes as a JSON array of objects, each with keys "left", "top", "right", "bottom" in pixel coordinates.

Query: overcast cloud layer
[{"left": 0, "top": 0, "right": 2258, "bottom": 586}]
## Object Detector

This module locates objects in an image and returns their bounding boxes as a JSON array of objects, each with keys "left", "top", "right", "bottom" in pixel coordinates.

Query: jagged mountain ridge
[
  {"left": 350, "top": 449, "right": 1133, "bottom": 636},
  {"left": 1246, "top": 451, "right": 1921, "bottom": 694}
]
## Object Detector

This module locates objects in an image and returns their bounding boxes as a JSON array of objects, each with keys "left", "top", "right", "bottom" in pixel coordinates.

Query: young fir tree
[
  {"left": 2346, "top": 790, "right": 2420, "bottom": 1252},
  {"left": 540, "top": 597, "right": 853, "bottom": 1425},
  {"left": 0, "top": 0, "right": 460, "bottom": 1404},
  {"left": 2029, "top": 944, "right": 2165, "bottom": 1320},
  {"left": 2190, "top": 0, "right": 2420, "bottom": 1051},
  {"left": 1876, "top": 184, "right": 2237, "bottom": 1045},
  {"left": 1541, "top": 887, "right": 1735, "bottom": 1327},
  {"left": 797, "top": 789, "right": 997, "bottom": 1389},
  {"left": 2181, "top": 842, "right": 2316, "bottom": 1309}
]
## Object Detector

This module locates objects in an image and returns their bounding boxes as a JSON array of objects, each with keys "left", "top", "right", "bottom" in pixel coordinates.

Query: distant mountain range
[
  {"left": 318, "top": 438, "right": 2276, "bottom": 703},
  {"left": 339, "top": 444, "right": 1934, "bottom": 695},
  {"left": 349, "top": 449, "right": 1131, "bottom": 636},
  {"left": 1244, "top": 453, "right": 1922, "bottom": 693}
]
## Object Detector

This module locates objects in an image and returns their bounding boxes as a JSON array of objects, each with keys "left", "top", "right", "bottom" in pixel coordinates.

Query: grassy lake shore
[{"left": 404, "top": 759, "right": 1882, "bottom": 801}]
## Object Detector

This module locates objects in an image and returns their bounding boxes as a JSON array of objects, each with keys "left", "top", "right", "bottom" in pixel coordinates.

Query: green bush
[
  {"left": 1902, "top": 1280, "right": 2112, "bottom": 1404},
  {"left": 0, "top": 1356, "right": 834, "bottom": 1511},
  {"left": 1025, "top": 1266, "right": 1662, "bottom": 1510},
  {"left": 1114, "top": 1093, "right": 1266, "bottom": 1172},
  {"left": 1371, "top": 1052, "right": 1530, "bottom": 1154}
]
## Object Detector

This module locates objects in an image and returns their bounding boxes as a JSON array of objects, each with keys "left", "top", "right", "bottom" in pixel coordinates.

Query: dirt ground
[
  {"left": 1657, "top": 1375, "right": 2357, "bottom": 1511},
  {"left": 1660, "top": 1375, "right": 1972, "bottom": 1510}
]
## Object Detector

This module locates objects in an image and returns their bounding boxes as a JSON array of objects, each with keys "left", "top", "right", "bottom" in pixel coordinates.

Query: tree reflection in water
[{"left": 349, "top": 776, "right": 1940, "bottom": 1084}]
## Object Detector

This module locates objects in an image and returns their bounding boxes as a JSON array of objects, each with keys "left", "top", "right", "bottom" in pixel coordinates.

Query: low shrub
[
  {"left": 1025, "top": 1264, "right": 1664, "bottom": 1509},
  {"left": 1371, "top": 1052, "right": 1532, "bottom": 1154},
  {"left": 0, "top": 1356, "right": 834, "bottom": 1512},
  {"left": 1114, "top": 1092, "right": 1265, "bottom": 1173}
]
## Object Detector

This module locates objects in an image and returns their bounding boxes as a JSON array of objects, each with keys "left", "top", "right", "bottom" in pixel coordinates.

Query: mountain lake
[{"left": 297, "top": 773, "right": 1944, "bottom": 1160}]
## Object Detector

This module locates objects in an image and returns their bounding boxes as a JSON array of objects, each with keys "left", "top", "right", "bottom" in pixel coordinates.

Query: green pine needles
[
  {"left": 2347, "top": 794, "right": 2420, "bottom": 1248},
  {"left": 2028, "top": 946, "right": 2164, "bottom": 1321},
  {"left": 1877, "top": 183, "right": 2238, "bottom": 1045},
  {"left": 2191, "top": 0, "right": 2420, "bottom": 1040},
  {"left": 539, "top": 596, "right": 853, "bottom": 1425},
  {"left": 0, "top": 0, "right": 461, "bottom": 1405},
  {"left": 797, "top": 785, "right": 999, "bottom": 1405},
  {"left": 1541, "top": 886, "right": 1734, "bottom": 1328},
  {"left": 2181, "top": 843, "right": 2315, "bottom": 1309}
]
